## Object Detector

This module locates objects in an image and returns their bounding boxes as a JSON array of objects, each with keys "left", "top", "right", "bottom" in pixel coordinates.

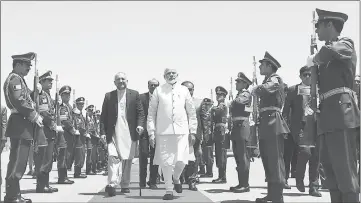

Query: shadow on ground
[
  {"left": 125, "top": 195, "right": 180, "bottom": 200},
  {"left": 220, "top": 200, "right": 254, "bottom": 203}
]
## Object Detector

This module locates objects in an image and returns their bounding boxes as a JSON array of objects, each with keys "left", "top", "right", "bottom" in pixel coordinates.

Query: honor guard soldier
[
  {"left": 282, "top": 66, "right": 322, "bottom": 197},
  {"left": 85, "top": 105, "right": 100, "bottom": 175},
  {"left": 95, "top": 110, "right": 107, "bottom": 172},
  {"left": 306, "top": 8, "right": 360, "bottom": 202},
  {"left": 32, "top": 71, "right": 63, "bottom": 193},
  {"left": 3, "top": 52, "right": 40, "bottom": 203},
  {"left": 354, "top": 75, "right": 360, "bottom": 185},
  {"left": 229, "top": 72, "right": 253, "bottom": 193},
  {"left": 58, "top": 85, "right": 76, "bottom": 184},
  {"left": 211, "top": 86, "right": 229, "bottom": 184},
  {"left": 252, "top": 51, "right": 290, "bottom": 203},
  {"left": 199, "top": 98, "right": 214, "bottom": 178},
  {"left": 72, "top": 97, "right": 88, "bottom": 178}
]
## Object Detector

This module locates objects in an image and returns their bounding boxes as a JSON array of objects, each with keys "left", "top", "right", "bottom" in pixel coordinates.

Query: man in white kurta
[{"left": 147, "top": 69, "right": 197, "bottom": 200}]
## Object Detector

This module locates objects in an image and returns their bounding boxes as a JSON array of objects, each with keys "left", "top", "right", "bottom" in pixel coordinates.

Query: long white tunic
[
  {"left": 147, "top": 82, "right": 197, "bottom": 167},
  {"left": 108, "top": 89, "right": 137, "bottom": 160}
]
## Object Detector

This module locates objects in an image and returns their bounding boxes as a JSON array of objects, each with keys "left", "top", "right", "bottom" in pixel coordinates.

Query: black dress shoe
[
  {"left": 121, "top": 188, "right": 130, "bottom": 193},
  {"left": 4, "top": 196, "right": 33, "bottom": 203},
  {"left": 234, "top": 186, "right": 250, "bottom": 193},
  {"left": 174, "top": 184, "right": 182, "bottom": 193},
  {"left": 255, "top": 195, "right": 271, "bottom": 203},
  {"left": 36, "top": 186, "right": 53, "bottom": 193},
  {"left": 163, "top": 193, "right": 174, "bottom": 200},
  {"left": 57, "top": 179, "right": 74, "bottom": 184},
  {"left": 74, "top": 174, "right": 87, "bottom": 178},
  {"left": 105, "top": 185, "right": 116, "bottom": 197},
  {"left": 48, "top": 186, "right": 58, "bottom": 192},
  {"left": 212, "top": 178, "right": 227, "bottom": 183},
  {"left": 19, "top": 197, "right": 32, "bottom": 203}
]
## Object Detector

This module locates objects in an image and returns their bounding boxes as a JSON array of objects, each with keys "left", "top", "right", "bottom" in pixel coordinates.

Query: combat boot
[
  {"left": 4, "top": 180, "right": 32, "bottom": 203},
  {"left": 58, "top": 168, "right": 74, "bottom": 184},
  {"left": 36, "top": 173, "right": 53, "bottom": 193}
]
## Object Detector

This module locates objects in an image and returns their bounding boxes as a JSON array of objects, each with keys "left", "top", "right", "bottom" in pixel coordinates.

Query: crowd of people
[{"left": 0, "top": 7, "right": 360, "bottom": 203}]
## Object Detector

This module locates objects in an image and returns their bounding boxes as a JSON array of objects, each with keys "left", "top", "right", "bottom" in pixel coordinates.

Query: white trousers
[
  {"left": 161, "top": 161, "right": 186, "bottom": 192},
  {"left": 107, "top": 155, "right": 133, "bottom": 188}
]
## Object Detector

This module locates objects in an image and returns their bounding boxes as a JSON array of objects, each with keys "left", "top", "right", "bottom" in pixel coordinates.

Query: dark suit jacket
[
  {"left": 282, "top": 84, "right": 304, "bottom": 140},
  {"left": 100, "top": 88, "right": 145, "bottom": 144},
  {"left": 139, "top": 92, "right": 150, "bottom": 138}
]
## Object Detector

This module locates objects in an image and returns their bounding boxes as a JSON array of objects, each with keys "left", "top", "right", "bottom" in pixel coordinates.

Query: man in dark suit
[
  {"left": 282, "top": 66, "right": 322, "bottom": 197},
  {"left": 139, "top": 78, "right": 160, "bottom": 189},
  {"left": 100, "top": 72, "right": 145, "bottom": 197}
]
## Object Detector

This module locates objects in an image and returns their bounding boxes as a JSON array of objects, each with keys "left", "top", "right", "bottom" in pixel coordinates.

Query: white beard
[{"left": 166, "top": 78, "right": 177, "bottom": 85}]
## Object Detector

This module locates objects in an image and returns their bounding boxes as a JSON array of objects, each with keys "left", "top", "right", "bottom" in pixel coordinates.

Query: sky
[{"left": 1, "top": 1, "right": 359, "bottom": 110}]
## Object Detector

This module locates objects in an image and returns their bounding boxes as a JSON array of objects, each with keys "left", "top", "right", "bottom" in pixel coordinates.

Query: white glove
[
  {"left": 249, "top": 120, "right": 255, "bottom": 126},
  {"left": 306, "top": 54, "right": 316, "bottom": 67},
  {"left": 37, "top": 83, "right": 42, "bottom": 93},
  {"left": 35, "top": 116, "right": 43, "bottom": 127},
  {"left": 250, "top": 85, "right": 258, "bottom": 96},
  {"left": 149, "top": 134, "right": 155, "bottom": 148},
  {"left": 225, "top": 129, "right": 229, "bottom": 134},
  {"left": 136, "top": 126, "right": 144, "bottom": 135},
  {"left": 55, "top": 126, "right": 64, "bottom": 132},
  {"left": 74, "top": 130, "right": 80, "bottom": 135},
  {"left": 304, "top": 106, "right": 314, "bottom": 116},
  {"left": 86, "top": 133, "right": 91, "bottom": 138}
]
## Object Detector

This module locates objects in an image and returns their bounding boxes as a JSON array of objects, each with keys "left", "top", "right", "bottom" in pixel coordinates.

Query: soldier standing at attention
[
  {"left": 86, "top": 105, "right": 100, "bottom": 175},
  {"left": 199, "top": 98, "right": 214, "bottom": 178},
  {"left": 1, "top": 105, "right": 8, "bottom": 201},
  {"left": 72, "top": 97, "right": 89, "bottom": 178},
  {"left": 306, "top": 8, "right": 359, "bottom": 202},
  {"left": 252, "top": 51, "right": 290, "bottom": 203},
  {"left": 58, "top": 85, "right": 77, "bottom": 184},
  {"left": 211, "top": 86, "right": 229, "bottom": 184},
  {"left": 3, "top": 52, "right": 42, "bottom": 203},
  {"left": 32, "top": 71, "right": 63, "bottom": 193},
  {"left": 229, "top": 72, "right": 253, "bottom": 193}
]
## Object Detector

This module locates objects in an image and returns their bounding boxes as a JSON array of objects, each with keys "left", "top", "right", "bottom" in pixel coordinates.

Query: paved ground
[{"left": 1, "top": 150, "right": 332, "bottom": 202}]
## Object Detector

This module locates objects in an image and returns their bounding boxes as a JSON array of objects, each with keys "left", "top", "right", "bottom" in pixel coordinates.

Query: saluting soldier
[
  {"left": 3, "top": 52, "right": 41, "bottom": 203},
  {"left": 252, "top": 51, "right": 290, "bottom": 203},
  {"left": 32, "top": 71, "right": 63, "bottom": 193},
  {"left": 199, "top": 98, "right": 214, "bottom": 178},
  {"left": 211, "top": 86, "right": 229, "bottom": 184},
  {"left": 58, "top": 85, "right": 77, "bottom": 184},
  {"left": 86, "top": 105, "right": 100, "bottom": 175},
  {"left": 72, "top": 97, "right": 89, "bottom": 178},
  {"left": 229, "top": 72, "right": 253, "bottom": 193},
  {"left": 306, "top": 8, "right": 360, "bottom": 202}
]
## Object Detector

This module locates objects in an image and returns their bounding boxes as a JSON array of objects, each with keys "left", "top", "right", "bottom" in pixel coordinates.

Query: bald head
[{"left": 114, "top": 72, "right": 128, "bottom": 90}]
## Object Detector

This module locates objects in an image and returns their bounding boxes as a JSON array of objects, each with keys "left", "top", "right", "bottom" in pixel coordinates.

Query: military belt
[
  {"left": 319, "top": 87, "right": 355, "bottom": 101},
  {"left": 215, "top": 123, "right": 227, "bottom": 127},
  {"left": 259, "top": 106, "right": 281, "bottom": 113},
  {"left": 232, "top": 116, "right": 248, "bottom": 121}
]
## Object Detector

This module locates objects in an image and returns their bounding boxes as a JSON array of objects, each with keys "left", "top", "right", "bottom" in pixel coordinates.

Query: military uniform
[
  {"left": 1, "top": 105, "right": 8, "bottom": 201},
  {"left": 3, "top": 52, "right": 37, "bottom": 203},
  {"left": 211, "top": 86, "right": 229, "bottom": 183},
  {"left": 94, "top": 112, "right": 106, "bottom": 172},
  {"left": 253, "top": 52, "right": 290, "bottom": 203},
  {"left": 85, "top": 105, "right": 100, "bottom": 175},
  {"left": 309, "top": 9, "right": 360, "bottom": 202},
  {"left": 58, "top": 86, "right": 75, "bottom": 184},
  {"left": 31, "top": 71, "right": 59, "bottom": 193},
  {"left": 72, "top": 97, "right": 88, "bottom": 178},
  {"left": 200, "top": 98, "right": 214, "bottom": 178},
  {"left": 229, "top": 72, "right": 253, "bottom": 193}
]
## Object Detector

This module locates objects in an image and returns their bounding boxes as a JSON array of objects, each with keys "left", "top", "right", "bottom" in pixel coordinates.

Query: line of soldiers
[
  {"left": 2, "top": 7, "right": 359, "bottom": 203},
  {"left": 2, "top": 56, "right": 108, "bottom": 203}
]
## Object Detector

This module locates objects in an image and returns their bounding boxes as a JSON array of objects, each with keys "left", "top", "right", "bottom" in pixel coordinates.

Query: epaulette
[{"left": 339, "top": 37, "right": 354, "bottom": 48}]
